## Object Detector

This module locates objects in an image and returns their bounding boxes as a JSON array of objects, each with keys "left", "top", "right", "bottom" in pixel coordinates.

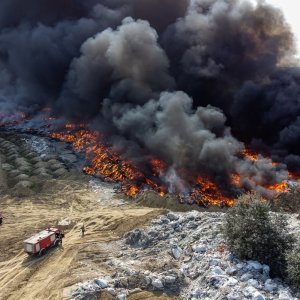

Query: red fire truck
[{"left": 23, "top": 227, "right": 64, "bottom": 256}]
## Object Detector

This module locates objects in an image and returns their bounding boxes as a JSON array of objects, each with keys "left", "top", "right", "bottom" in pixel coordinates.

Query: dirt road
[{"left": 0, "top": 179, "right": 164, "bottom": 300}]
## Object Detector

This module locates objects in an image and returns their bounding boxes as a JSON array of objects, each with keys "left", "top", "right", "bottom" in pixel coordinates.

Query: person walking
[
  {"left": 81, "top": 224, "right": 85, "bottom": 237},
  {"left": 0, "top": 212, "right": 3, "bottom": 225},
  {"left": 58, "top": 231, "right": 63, "bottom": 247}
]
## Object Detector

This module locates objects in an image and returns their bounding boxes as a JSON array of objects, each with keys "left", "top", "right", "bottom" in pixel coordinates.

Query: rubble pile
[{"left": 69, "top": 211, "right": 299, "bottom": 300}]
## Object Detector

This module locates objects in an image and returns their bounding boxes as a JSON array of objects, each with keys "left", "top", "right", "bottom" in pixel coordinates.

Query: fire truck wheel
[
  {"left": 39, "top": 249, "right": 46, "bottom": 257},
  {"left": 53, "top": 240, "right": 59, "bottom": 247}
]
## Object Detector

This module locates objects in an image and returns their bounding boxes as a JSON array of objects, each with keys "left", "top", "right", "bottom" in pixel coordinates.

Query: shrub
[
  {"left": 224, "top": 194, "right": 294, "bottom": 277},
  {"left": 286, "top": 240, "right": 300, "bottom": 289},
  {"left": 272, "top": 188, "right": 300, "bottom": 214}
]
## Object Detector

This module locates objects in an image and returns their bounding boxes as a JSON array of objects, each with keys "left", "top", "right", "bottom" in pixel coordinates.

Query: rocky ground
[
  {"left": 68, "top": 211, "right": 300, "bottom": 300},
  {"left": 1, "top": 130, "right": 300, "bottom": 300}
]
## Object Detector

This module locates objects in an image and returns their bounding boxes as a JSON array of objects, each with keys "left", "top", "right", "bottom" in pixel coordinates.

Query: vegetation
[
  {"left": 224, "top": 194, "right": 294, "bottom": 277},
  {"left": 286, "top": 240, "right": 300, "bottom": 289},
  {"left": 272, "top": 188, "right": 300, "bottom": 214}
]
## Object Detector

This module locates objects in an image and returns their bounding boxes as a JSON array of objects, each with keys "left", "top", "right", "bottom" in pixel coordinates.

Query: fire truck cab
[{"left": 23, "top": 227, "right": 64, "bottom": 256}]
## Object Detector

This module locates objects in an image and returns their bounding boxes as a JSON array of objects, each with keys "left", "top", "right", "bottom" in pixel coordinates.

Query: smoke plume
[{"left": 0, "top": 0, "right": 299, "bottom": 194}]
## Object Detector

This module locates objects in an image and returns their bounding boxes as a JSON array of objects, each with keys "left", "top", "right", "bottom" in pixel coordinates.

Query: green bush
[
  {"left": 224, "top": 194, "right": 294, "bottom": 277},
  {"left": 286, "top": 240, "right": 300, "bottom": 288}
]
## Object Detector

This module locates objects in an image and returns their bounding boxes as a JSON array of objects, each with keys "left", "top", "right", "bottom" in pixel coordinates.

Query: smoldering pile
[{"left": 0, "top": 0, "right": 299, "bottom": 198}]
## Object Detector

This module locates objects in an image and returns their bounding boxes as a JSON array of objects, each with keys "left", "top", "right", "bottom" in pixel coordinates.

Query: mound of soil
[{"left": 12, "top": 180, "right": 34, "bottom": 197}]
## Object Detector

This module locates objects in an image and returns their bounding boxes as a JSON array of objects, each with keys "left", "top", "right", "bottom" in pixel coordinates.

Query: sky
[{"left": 264, "top": 0, "right": 300, "bottom": 56}]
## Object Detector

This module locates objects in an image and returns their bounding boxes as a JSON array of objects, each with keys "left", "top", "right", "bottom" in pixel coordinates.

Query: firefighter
[
  {"left": 81, "top": 224, "right": 85, "bottom": 237},
  {"left": 58, "top": 231, "right": 63, "bottom": 246},
  {"left": 0, "top": 212, "right": 3, "bottom": 225}
]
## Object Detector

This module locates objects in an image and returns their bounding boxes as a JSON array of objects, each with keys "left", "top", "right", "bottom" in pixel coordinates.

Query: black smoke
[{"left": 0, "top": 0, "right": 299, "bottom": 195}]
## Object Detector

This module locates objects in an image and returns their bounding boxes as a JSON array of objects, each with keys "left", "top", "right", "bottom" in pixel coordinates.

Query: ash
[
  {"left": 23, "top": 135, "right": 51, "bottom": 155},
  {"left": 22, "top": 133, "right": 81, "bottom": 168},
  {"left": 88, "top": 179, "right": 126, "bottom": 207},
  {"left": 69, "top": 212, "right": 300, "bottom": 300}
]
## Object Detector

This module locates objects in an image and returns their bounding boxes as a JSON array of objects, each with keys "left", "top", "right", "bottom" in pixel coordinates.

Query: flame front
[
  {"left": 191, "top": 176, "right": 235, "bottom": 207},
  {"left": 27, "top": 121, "right": 300, "bottom": 203},
  {"left": 49, "top": 123, "right": 234, "bottom": 204},
  {"left": 1, "top": 112, "right": 299, "bottom": 206},
  {"left": 50, "top": 124, "right": 166, "bottom": 197},
  {"left": 242, "top": 148, "right": 291, "bottom": 193}
]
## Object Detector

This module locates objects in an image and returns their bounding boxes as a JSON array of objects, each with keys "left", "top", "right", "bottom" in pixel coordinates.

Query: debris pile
[{"left": 69, "top": 211, "right": 300, "bottom": 299}]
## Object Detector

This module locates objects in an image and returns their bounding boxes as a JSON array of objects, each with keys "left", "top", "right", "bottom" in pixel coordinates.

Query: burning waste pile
[{"left": 1, "top": 0, "right": 300, "bottom": 204}]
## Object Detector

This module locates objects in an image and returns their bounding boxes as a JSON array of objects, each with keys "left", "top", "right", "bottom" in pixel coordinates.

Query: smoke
[
  {"left": 57, "top": 17, "right": 175, "bottom": 117},
  {"left": 231, "top": 68, "right": 300, "bottom": 172},
  {"left": 0, "top": 0, "right": 299, "bottom": 193},
  {"left": 160, "top": 0, "right": 299, "bottom": 171}
]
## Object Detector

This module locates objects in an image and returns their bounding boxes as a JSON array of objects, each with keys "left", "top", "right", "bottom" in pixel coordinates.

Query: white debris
[
  {"left": 171, "top": 245, "right": 182, "bottom": 259},
  {"left": 264, "top": 279, "right": 278, "bottom": 292},
  {"left": 152, "top": 278, "right": 164, "bottom": 289},
  {"left": 262, "top": 264, "right": 270, "bottom": 277},
  {"left": 253, "top": 291, "right": 266, "bottom": 300},
  {"left": 167, "top": 212, "right": 179, "bottom": 221},
  {"left": 70, "top": 211, "right": 300, "bottom": 300},
  {"left": 117, "top": 294, "right": 127, "bottom": 300},
  {"left": 107, "top": 287, "right": 116, "bottom": 295},
  {"left": 248, "top": 279, "right": 260, "bottom": 288},
  {"left": 226, "top": 266, "right": 237, "bottom": 275},
  {"left": 225, "top": 277, "right": 238, "bottom": 287},
  {"left": 23, "top": 136, "right": 49, "bottom": 155},
  {"left": 192, "top": 244, "right": 207, "bottom": 253},
  {"left": 247, "top": 260, "right": 263, "bottom": 271},
  {"left": 58, "top": 218, "right": 70, "bottom": 226},
  {"left": 278, "top": 289, "right": 294, "bottom": 300},
  {"left": 94, "top": 278, "right": 108, "bottom": 289},
  {"left": 211, "top": 266, "right": 226, "bottom": 275},
  {"left": 240, "top": 273, "right": 254, "bottom": 282}
]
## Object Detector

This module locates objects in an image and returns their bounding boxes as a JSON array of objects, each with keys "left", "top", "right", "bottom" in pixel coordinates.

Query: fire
[
  {"left": 1, "top": 111, "right": 300, "bottom": 206},
  {"left": 50, "top": 123, "right": 167, "bottom": 197},
  {"left": 242, "top": 149, "right": 259, "bottom": 162},
  {"left": 241, "top": 148, "right": 300, "bottom": 193},
  {"left": 289, "top": 171, "right": 300, "bottom": 182},
  {"left": 49, "top": 123, "right": 235, "bottom": 204},
  {"left": 191, "top": 176, "right": 235, "bottom": 207},
  {"left": 231, "top": 173, "right": 241, "bottom": 187},
  {"left": 266, "top": 181, "right": 289, "bottom": 193}
]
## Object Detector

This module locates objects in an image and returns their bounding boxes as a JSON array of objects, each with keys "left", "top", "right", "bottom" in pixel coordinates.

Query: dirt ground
[
  {"left": 0, "top": 132, "right": 170, "bottom": 300},
  {"left": 0, "top": 179, "right": 166, "bottom": 300}
]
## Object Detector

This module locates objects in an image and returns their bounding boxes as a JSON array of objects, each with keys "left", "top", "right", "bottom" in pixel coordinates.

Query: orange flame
[
  {"left": 266, "top": 181, "right": 289, "bottom": 193},
  {"left": 242, "top": 149, "right": 259, "bottom": 162},
  {"left": 231, "top": 173, "right": 241, "bottom": 187},
  {"left": 50, "top": 123, "right": 166, "bottom": 197},
  {"left": 241, "top": 148, "right": 300, "bottom": 193},
  {"left": 191, "top": 176, "right": 234, "bottom": 207},
  {"left": 2, "top": 111, "right": 299, "bottom": 205}
]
